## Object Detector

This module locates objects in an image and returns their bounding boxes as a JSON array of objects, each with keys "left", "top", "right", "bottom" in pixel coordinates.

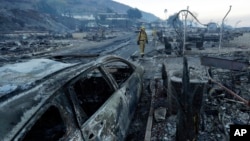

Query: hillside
[{"left": 0, "top": 0, "right": 158, "bottom": 33}]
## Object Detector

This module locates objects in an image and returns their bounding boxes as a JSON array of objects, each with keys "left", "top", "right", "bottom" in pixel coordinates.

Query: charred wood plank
[
  {"left": 208, "top": 76, "right": 250, "bottom": 107},
  {"left": 200, "top": 56, "right": 249, "bottom": 71}
]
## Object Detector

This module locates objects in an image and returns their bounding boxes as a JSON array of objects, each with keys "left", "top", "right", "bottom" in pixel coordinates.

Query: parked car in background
[{"left": 0, "top": 55, "right": 144, "bottom": 141}]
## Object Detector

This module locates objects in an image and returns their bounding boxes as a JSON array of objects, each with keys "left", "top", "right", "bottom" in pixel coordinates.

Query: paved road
[
  {"left": 111, "top": 31, "right": 158, "bottom": 60},
  {"left": 50, "top": 30, "right": 159, "bottom": 62}
]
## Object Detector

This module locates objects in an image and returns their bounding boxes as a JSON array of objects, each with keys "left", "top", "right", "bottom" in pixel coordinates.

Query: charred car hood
[{"left": 0, "top": 59, "right": 74, "bottom": 96}]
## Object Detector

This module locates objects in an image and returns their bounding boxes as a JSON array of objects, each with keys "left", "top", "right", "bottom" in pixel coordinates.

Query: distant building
[
  {"left": 64, "top": 12, "right": 132, "bottom": 29},
  {"left": 97, "top": 13, "right": 131, "bottom": 28},
  {"left": 73, "top": 14, "right": 95, "bottom": 21},
  {"left": 207, "top": 22, "right": 219, "bottom": 32},
  {"left": 97, "top": 13, "right": 127, "bottom": 20}
]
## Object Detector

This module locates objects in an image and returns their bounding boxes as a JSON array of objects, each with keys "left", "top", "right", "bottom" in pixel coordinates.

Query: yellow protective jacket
[{"left": 137, "top": 29, "right": 148, "bottom": 43}]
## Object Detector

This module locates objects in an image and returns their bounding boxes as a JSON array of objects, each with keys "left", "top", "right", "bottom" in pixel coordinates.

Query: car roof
[
  {"left": 0, "top": 55, "right": 133, "bottom": 98},
  {"left": 0, "top": 58, "right": 75, "bottom": 97}
]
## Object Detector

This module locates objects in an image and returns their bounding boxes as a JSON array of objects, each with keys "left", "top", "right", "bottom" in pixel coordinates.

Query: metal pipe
[
  {"left": 183, "top": 6, "right": 189, "bottom": 55},
  {"left": 210, "top": 78, "right": 249, "bottom": 107},
  {"left": 219, "top": 5, "right": 232, "bottom": 52}
]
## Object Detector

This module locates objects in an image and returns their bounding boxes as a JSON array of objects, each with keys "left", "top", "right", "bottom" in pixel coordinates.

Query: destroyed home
[{"left": 0, "top": 0, "right": 250, "bottom": 141}]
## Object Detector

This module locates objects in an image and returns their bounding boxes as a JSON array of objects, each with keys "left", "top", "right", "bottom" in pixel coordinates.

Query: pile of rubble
[
  {"left": 0, "top": 39, "right": 71, "bottom": 65},
  {"left": 127, "top": 47, "right": 250, "bottom": 140}
]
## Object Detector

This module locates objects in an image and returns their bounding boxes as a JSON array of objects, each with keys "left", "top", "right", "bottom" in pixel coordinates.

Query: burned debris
[
  {"left": 201, "top": 53, "right": 250, "bottom": 106},
  {"left": 0, "top": 40, "right": 70, "bottom": 56},
  {"left": 0, "top": 32, "right": 73, "bottom": 66},
  {"left": 128, "top": 49, "right": 250, "bottom": 140}
]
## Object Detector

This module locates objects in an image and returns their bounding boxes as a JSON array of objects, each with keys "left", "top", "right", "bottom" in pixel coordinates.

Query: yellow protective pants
[{"left": 139, "top": 41, "right": 146, "bottom": 55}]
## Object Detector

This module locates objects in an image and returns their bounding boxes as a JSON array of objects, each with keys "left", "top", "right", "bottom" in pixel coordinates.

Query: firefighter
[
  {"left": 137, "top": 26, "right": 148, "bottom": 58},
  {"left": 152, "top": 28, "right": 158, "bottom": 47}
]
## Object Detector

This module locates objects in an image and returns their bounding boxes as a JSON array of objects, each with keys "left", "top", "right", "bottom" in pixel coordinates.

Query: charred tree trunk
[{"left": 176, "top": 57, "right": 204, "bottom": 141}]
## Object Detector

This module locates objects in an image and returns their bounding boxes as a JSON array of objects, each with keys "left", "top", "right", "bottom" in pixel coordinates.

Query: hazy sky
[{"left": 113, "top": 0, "right": 250, "bottom": 27}]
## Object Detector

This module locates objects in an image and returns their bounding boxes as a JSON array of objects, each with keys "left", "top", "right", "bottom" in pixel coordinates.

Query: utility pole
[
  {"left": 183, "top": 6, "right": 189, "bottom": 55},
  {"left": 219, "top": 5, "right": 232, "bottom": 53}
]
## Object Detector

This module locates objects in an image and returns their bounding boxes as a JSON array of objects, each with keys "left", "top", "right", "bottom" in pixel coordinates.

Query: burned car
[{"left": 0, "top": 55, "right": 144, "bottom": 141}]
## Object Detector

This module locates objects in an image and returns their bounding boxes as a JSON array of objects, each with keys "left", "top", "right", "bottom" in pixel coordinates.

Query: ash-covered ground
[
  {"left": 1, "top": 31, "right": 250, "bottom": 141},
  {"left": 126, "top": 41, "right": 250, "bottom": 141}
]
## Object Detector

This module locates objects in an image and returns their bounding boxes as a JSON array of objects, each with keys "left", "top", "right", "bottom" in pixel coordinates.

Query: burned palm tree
[{"left": 175, "top": 57, "right": 207, "bottom": 141}]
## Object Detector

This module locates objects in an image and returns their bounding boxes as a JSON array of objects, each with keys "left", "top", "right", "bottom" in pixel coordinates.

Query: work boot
[{"left": 141, "top": 54, "right": 144, "bottom": 58}]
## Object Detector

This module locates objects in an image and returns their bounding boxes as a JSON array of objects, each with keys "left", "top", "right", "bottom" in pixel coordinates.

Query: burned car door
[
  {"left": 15, "top": 90, "right": 84, "bottom": 141},
  {"left": 102, "top": 60, "right": 142, "bottom": 122},
  {"left": 67, "top": 67, "right": 131, "bottom": 140}
]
